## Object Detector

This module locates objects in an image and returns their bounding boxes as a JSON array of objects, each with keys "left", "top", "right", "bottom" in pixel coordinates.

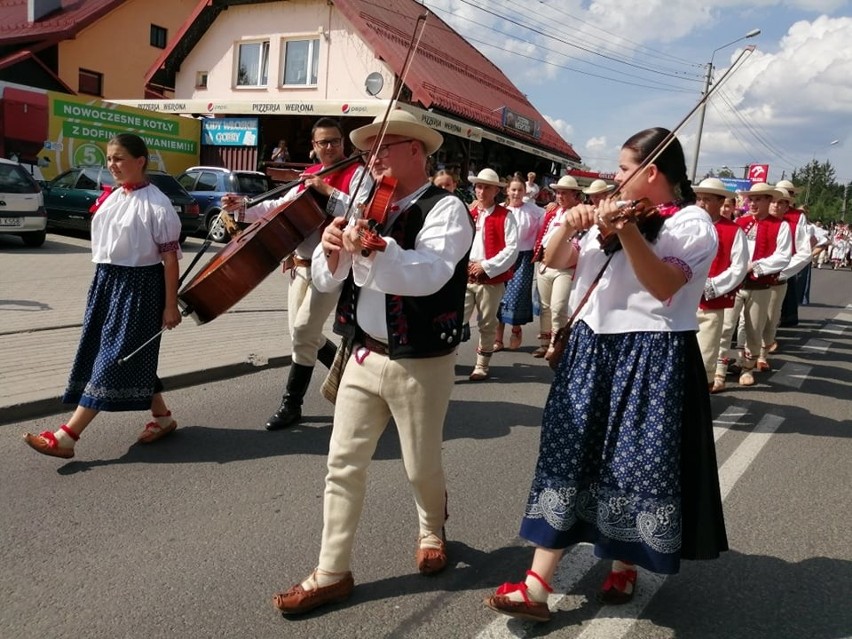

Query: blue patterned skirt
[
  {"left": 519, "top": 321, "right": 727, "bottom": 574},
  {"left": 63, "top": 263, "right": 165, "bottom": 411},
  {"left": 498, "top": 250, "right": 535, "bottom": 325}
]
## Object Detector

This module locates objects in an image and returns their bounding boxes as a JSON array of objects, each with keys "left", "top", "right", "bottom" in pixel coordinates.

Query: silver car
[{"left": 0, "top": 158, "right": 47, "bottom": 247}]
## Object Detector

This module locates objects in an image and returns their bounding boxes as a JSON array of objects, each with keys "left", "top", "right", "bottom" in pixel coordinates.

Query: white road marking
[
  {"left": 801, "top": 339, "right": 831, "bottom": 354},
  {"left": 770, "top": 363, "right": 813, "bottom": 390},
  {"left": 822, "top": 323, "right": 847, "bottom": 336},
  {"left": 713, "top": 406, "right": 748, "bottom": 442},
  {"left": 477, "top": 411, "right": 784, "bottom": 639}
]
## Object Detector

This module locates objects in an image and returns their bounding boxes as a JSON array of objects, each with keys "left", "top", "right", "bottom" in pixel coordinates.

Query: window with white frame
[
  {"left": 281, "top": 38, "right": 319, "bottom": 86},
  {"left": 236, "top": 41, "right": 269, "bottom": 87}
]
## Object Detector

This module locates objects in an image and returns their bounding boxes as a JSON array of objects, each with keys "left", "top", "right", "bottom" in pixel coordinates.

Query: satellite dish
[{"left": 365, "top": 72, "right": 384, "bottom": 97}]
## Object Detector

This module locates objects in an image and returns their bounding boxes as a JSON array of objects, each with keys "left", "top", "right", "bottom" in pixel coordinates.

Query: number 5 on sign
[{"left": 74, "top": 143, "right": 106, "bottom": 167}]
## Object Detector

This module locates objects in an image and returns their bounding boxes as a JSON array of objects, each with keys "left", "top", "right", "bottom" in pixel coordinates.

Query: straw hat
[
  {"left": 350, "top": 109, "right": 443, "bottom": 155},
  {"left": 775, "top": 179, "right": 797, "bottom": 195},
  {"left": 775, "top": 187, "right": 794, "bottom": 203},
  {"left": 469, "top": 168, "right": 506, "bottom": 187},
  {"left": 582, "top": 178, "right": 615, "bottom": 195},
  {"left": 693, "top": 177, "right": 732, "bottom": 198},
  {"left": 736, "top": 182, "right": 782, "bottom": 199},
  {"left": 550, "top": 175, "right": 582, "bottom": 191}
]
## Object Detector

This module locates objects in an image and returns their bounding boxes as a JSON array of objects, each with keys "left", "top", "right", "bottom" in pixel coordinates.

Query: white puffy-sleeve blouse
[{"left": 91, "top": 184, "right": 183, "bottom": 266}]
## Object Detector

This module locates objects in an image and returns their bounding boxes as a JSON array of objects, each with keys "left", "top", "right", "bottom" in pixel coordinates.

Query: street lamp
[
  {"left": 804, "top": 139, "right": 839, "bottom": 206},
  {"left": 690, "top": 28, "right": 761, "bottom": 182}
]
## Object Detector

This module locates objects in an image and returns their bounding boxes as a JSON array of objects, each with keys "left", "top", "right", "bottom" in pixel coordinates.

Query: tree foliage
[{"left": 791, "top": 160, "right": 847, "bottom": 221}]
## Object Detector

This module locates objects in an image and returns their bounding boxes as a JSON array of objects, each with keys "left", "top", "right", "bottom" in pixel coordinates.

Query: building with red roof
[{"left": 116, "top": 0, "right": 581, "bottom": 179}]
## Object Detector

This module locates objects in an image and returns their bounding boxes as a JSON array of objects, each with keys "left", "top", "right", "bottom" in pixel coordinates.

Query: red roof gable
[
  {"left": 0, "top": 0, "right": 123, "bottom": 45},
  {"left": 333, "top": 0, "right": 580, "bottom": 162}
]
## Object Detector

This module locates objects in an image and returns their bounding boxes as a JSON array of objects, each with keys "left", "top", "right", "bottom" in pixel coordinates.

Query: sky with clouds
[{"left": 422, "top": 0, "right": 852, "bottom": 185}]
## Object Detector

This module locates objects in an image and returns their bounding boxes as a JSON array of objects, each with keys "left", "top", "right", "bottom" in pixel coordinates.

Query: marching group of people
[{"left": 21, "top": 111, "right": 826, "bottom": 624}]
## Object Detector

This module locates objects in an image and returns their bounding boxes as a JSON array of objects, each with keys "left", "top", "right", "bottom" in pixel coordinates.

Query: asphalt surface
[{"left": 1, "top": 232, "right": 850, "bottom": 639}]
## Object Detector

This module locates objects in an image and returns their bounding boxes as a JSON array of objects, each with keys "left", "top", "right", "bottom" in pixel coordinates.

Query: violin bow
[
  {"left": 343, "top": 10, "right": 431, "bottom": 222},
  {"left": 614, "top": 45, "right": 757, "bottom": 199}
]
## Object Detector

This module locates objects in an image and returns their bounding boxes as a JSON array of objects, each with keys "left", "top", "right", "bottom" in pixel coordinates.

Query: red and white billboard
[{"left": 748, "top": 164, "right": 769, "bottom": 183}]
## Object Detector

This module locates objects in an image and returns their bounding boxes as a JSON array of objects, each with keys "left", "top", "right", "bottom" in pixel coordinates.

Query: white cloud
[
  {"left": 698, "top": 15, "right": 852, "bottom": 173},
  {"left": 544, "top": 115, "right": 574, "bottom": 144}
]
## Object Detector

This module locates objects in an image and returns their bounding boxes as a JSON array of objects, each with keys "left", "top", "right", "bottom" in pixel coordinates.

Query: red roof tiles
[
  {"left": 0, "top": 0, "right": 122, "bottom": 44},
  {"left": 335, "top": 0, "right": 579, "bottom": 161}
]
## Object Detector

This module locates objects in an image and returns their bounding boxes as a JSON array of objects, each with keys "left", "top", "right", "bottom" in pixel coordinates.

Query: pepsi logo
[
  {"left": 341, "top": 104, "right": 350, "bottom": 114},
  {"left": 207, "top": 103, "right": 213, "bottom": 112}
]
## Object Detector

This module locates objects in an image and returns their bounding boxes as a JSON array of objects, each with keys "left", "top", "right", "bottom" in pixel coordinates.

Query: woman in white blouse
[
  {"left": 24, "top": 134, "right": 182, "bottom": 459},
  {"left": 485, "top": 127, "right": 728, "bottom": 623},
  {"left": 494, "top": 176, "right": 544, "bottom": 350}
]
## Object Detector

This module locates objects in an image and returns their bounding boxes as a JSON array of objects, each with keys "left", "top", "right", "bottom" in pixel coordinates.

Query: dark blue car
[{"left": 177, "top": 166, "right": 272, "bottom": 242}]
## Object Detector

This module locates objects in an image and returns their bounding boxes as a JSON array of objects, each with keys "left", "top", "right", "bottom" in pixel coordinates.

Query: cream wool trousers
[
  {"left": 697, "top": 307, "right": 725, "bottom": 383},
  {"left": 535, "top": 266, "right": 574, "bottom": 337},
  {"left": 318, "top": 348, "right": 456, "bottom": 573},
  {"left": 464, "top": 281, "right": 504, "bottom": 352},
  {"left": 287, "top": 265, "right": 340, "bottom": 366}
]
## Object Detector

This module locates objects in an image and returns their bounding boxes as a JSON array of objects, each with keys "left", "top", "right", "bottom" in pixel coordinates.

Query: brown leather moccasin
[
  {"left": 271, "top": 572, "right": 354, "bottom": 615},
  {"left": 484, "top": 594, "right": 551, "bottom": 622},
  {"left": 415, "top": 541, "right": 447, "bottom": 575}
]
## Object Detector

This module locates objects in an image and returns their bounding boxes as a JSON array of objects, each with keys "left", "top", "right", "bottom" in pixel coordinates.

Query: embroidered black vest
[{"left": 333, "top": 185, "right": 472, "bottom": 359}]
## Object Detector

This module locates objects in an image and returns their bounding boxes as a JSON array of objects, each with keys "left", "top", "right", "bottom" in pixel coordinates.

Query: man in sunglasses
[
  {"left": 269, "top": 110, "right": 473, "bottom": 616},
  {"left": 223, "top": 117, "right": 368, "bottom": 431}
]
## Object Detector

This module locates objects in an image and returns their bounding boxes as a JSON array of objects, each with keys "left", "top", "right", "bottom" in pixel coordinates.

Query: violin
[
  {"left": 598, "top": 198, "right": 667, "bottom": 255},
  {"left": 356, "top": 175, "right": 397, "bottom": 255}
]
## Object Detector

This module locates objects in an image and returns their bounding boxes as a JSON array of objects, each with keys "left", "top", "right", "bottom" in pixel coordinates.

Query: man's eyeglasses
[
  {"left": 375, "top": 139, "right": 414, "bottom": 159},
  {"left": 313, "top": 138, "right": 342, "bottom": 148}
]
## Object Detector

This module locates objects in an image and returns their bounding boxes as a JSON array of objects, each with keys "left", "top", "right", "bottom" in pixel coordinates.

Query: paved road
[{"left": 1, "top": 234, "right": 850, "bottom": 638}]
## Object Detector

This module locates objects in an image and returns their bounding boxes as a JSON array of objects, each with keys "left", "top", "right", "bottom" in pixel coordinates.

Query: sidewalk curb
[{"left": 0, "top": 356, "right": 291, "bottom": 426}]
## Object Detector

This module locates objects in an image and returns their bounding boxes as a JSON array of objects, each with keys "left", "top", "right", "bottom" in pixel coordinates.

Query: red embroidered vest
[
  {"left": 471, "top": 204, "right": 514, "bottom": 284},
  {"left": 736, "top": 213, "right": 783, "bottom": 286},
  {"left": 297, "top": 161, "right": 361, "bottom": 194},
  {"left": 531, "top": 208, "right": 559, "bottom": 262},
  {"left": 700, "top": 217, "right": 742, "bottom": 310}
]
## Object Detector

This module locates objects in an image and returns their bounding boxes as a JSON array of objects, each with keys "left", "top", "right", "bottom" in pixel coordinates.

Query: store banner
[{"left": 202, "top": 117, "right": 259, "bottom": 146}]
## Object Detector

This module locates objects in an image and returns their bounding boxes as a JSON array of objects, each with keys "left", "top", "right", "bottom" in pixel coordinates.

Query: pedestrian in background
[
  {"left": 485, "top": 127, "right": 727, "bottom": 623},
  {"left": 494, "top": 175, "right": 543, "bottom": 352},
  {"left": 464, "top": 168, "right": 519, "bottom": 380},
  {"left": 24, "top": 133, "right": 182, "bottom": 459},
  {"left": 270, "top": 139, "right": 290, "bottom": 162}
]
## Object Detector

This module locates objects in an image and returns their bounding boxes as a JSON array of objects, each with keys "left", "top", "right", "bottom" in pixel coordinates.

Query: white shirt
[
  {"left": 570, "top": 205, "right": 717, "bottom": 333},
  {"left": 811, "top": 225, "right": 830, "bottom": 248},
  {"left": 243, "top": 165, "right": 369, "bottom": 259},
  {"left": 505, "top": 201, "right": 544, "bottom": 251},
  {"left": 91, "top": 185, "right": 182, "bottom": 266},
  {"left": 523, "top": 182, "right": 540, "bottom": 203},
  {"left": 311, "top": 182, "right": 474, "bottom": 341},
  {"left": 704, "top": 223, "right": 749, "bottom": 300},
  {"left": 779, "top": 212, "right": 813, "bottom": 280},
  {"left": 469, "top": 204, "right": 519, "bottom": 278}
]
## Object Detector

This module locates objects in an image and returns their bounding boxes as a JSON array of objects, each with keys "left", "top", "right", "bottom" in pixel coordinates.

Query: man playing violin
[
  {"left": 269, "top": 109, "right": 473, "bottom": 616},
  {"left": 222, "top": 117, "right": 368, "bottom": 431}
]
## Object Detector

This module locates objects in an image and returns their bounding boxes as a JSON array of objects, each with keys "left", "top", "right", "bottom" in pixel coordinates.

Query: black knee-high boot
[{"left": 265, "top": 363, "right": 313, "bottom": 431}]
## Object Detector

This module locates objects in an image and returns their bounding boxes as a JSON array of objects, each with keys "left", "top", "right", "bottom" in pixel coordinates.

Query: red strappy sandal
[
  {"left": 138, "top": 412, "right": 177, "bottom": 444},
  {"left": 23, "top": 425, "right": 78, "bottom": 459},
  {"left": 484, "top": 570, "right": 552, "bottom": 622},
  {"left": 597, "top": 567, "right": 637, "bottom": 605}
]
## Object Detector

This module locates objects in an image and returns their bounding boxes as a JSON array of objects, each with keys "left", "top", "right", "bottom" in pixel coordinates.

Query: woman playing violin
[{"left": 485, "top": 127, "right": 728, "bottom": 623}]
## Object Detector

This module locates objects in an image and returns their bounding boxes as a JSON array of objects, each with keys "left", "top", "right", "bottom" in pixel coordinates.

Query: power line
[
  {"left": 447, "top": 0, "right": 705, "bottom": 84},
  {"left": 465, "top": 35, "right": 695, "bottom": 93}
]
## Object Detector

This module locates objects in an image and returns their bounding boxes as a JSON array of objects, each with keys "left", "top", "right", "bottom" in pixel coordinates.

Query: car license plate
[{"left": 0, "top": 217, "right": 22, "bottom": 227}]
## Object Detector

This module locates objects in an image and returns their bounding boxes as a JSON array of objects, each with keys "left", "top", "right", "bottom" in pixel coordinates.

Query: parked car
[
  {"left": 0, "top": 158, "right": 47, "bottom": 247},
  {"left": 43, "top": 167, "right": 201, "bottom": 242},
  {"left": 176, "top": 166, "right": 272, "bottom": 242}
]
